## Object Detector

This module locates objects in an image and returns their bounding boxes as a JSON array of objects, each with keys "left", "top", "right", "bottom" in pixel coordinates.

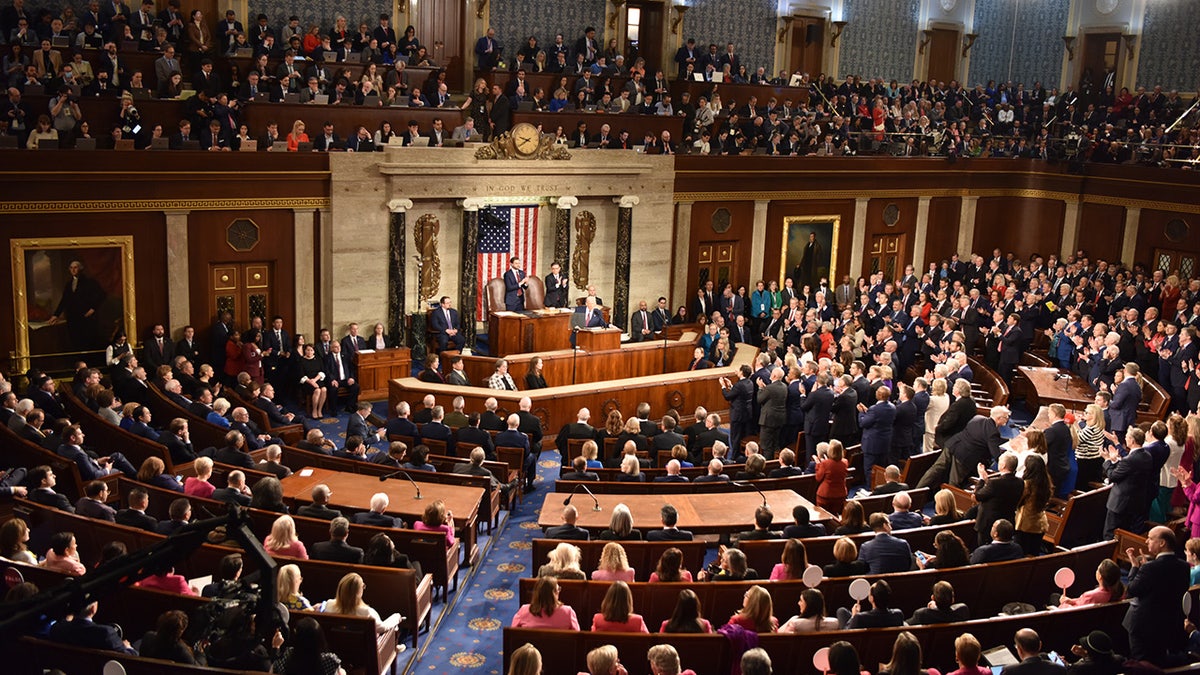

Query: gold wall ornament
[
  {"left": 413, "top": 214, "right": 442, "bottom": 300},
  {"left": 473, "top": 125, "right": 573, "bottom": 160},
  {"left": 572, "top": 210, "right": 597, "bottom": 291}
]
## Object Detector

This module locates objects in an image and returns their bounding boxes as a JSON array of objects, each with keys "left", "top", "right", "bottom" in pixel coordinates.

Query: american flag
[{"left": 478, "top": 204, "right": 539, "bottom": 316}]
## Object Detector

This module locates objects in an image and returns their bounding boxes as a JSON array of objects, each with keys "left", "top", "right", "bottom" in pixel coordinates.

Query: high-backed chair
[{"left": 485, "top": 275, "right": 546, "bottom": 314}]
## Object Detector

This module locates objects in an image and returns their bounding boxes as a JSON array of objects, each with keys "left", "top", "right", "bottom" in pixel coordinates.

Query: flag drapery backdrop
[{"left": 477, "top": 205, "right": 539, "bottom": 317}]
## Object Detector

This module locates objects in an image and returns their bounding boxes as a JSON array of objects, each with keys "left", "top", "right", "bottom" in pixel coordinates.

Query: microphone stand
[
  {"left": 572, "top": 327, "right": 580, "bottom": 384},
  {"left": 379, "top": 469, "right": 423, "bottom": 499},
  {"left": 732, "top": 481, "right": 768, "bottom": 509},
  {"left": 562, "top": 483, "right": 602, "bottom": 511}
]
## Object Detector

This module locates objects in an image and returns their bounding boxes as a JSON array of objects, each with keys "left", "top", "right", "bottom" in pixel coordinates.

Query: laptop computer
[
  {"left": 239, "top": 139, "right": 257, "bottom": 151},
  {"left": 585, "top": 105, "right": 597, "bottom": 112},
  {"left": 0, "top": 135, "right": 16, "bottom": 149},
  {"left": 74, "top": 137, "right": 96, "bottom": 150},
  {"left": 284, "top": 93, "right": 299, "bottom": 103},
  {"left": 296, "top": 141, "right": 313, "bottom": 152},
  {"left": 516, "top": 100, "right": 534, "bottom": 112},
  {"left": 322, "top": 51, "right": 338, "bottom": 63},
  {"left": 313, "top": 94, "right": 328, "bottom": 105},
  {"left": 38, "top": 139, "right": 60, "bottom": 149},
  {"left": 114, "top": 139, "right": 135, "bottom": 150},
  {"left": 179, "top": 89, "right": 195, "bottom": 99},
  {"left": 254, "top": 92, "right": 270, "bottom": 103},
  {"left": 693, "top": 73, "right": 704, "bottom": 82},
  {"left": 344, "top": 52, "right": 361, "bottom": 63},
  {"left": 272, "top": 141, "right": 290, "bottom": 152},
  {"left": 409, "top": 137, "right": 429, "bottom": 147},
  {"left": 387, "top": 136, "right": 405, "bottom": 146},
  {"left": 518, "top": 63, "right": 533, "bottom": 72},
  {"left": 390, "top": 99, "right": 409, "bottom": 107},
  {"left": 131, "top": 88, "right": 151, "bottom": 100},
  {"left": 51, "top": 36, "right": 70, "bottom": 48},
  {"left": 151, "top": 137, "right": 170, "bottom": 150}
]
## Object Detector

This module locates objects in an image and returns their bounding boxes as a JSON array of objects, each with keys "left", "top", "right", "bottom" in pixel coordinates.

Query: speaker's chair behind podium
[{"left": 485, "top": 275, "right": 546, "bottom": 314}]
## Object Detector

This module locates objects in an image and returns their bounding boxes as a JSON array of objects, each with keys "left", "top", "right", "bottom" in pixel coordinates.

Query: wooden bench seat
[
  {"left": 60, "top": 383, "right": 182, "bottom": 475},
  {"left": 870, "top": 449, "right": 941, "bottom": 489},
  {"left": 530, "top": 539, "right": 708, "bottom": 583},
  {"left": 20, "top": 636, "right": 268, "bottom": 675},
  {"left": 0, "top": 423, "right": 86, "bottom": 501}
]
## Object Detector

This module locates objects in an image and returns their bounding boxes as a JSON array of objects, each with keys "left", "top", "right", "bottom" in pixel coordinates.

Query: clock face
[
  {"left": 511, "top": 122, "right": 540, "bottom": 156},
  {"left": 939, "top": 0, "right": 956, "bottom": 11},
  {"left": 1096, "top": 0, "right": 1118, "bottom": 15}
]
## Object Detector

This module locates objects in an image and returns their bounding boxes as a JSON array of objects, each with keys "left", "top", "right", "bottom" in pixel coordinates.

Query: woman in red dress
[
  {"left": 242, "top": 329, "right": 265, "bottom": 385},
  {"left": 223, "top": 330, "right": 244, "bottom": 383}
]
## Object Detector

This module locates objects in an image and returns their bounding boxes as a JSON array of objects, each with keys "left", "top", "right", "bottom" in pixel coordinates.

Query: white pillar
[
  {"left": 318, "top": 208, "right": 333, "bottom": 330},
  {"left": 292, "top": 208, "right": 317, "bottom": 340},
  {"left": 673, "top": 201, "right": 693, "bottom": 304},
  {"left": 164, "top": 210, "right": 190, "bottom": 339},
  {"left": 750, "top": 200, "right": 770, "bottom": 284},
  {"left": 1061, "top": 199, "right": 1082, "bottom": 260},
  {"left": 1121, "top": 206, "right": 1141, "bottom": 268},
  {"left": 848, "top": 197, "right": 869, "bottom": 278},
  {"left": 957, "top": 196, "right": 979, "bottom": 255},
  {"left": 912, "top": 196, "right": 931, "bottom": 274}
]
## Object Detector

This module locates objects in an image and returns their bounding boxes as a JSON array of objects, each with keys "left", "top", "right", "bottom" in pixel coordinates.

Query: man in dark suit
[
  {"left": 1000, "top": 628, "right": 1067, "bottom": 675},
  {"left": 782, "top": 504, "right": 826, "bottom": 538},
  {"left": 213, "top": 431, "right": 255, "bottom": 469},
  {"left": 296, "top": 484, "right": 343, "bottom": 520},
  {"left": 858, "top": 386, "right": 897, "bottom": 483},
  {"left": 561, "top": 456, "right": 599, "bottom": 481},
  {"left": 429, "top": 296, "right": 463, "bottom": 352},
  {"left": 27, "top": 465, "right": 73, "bottom": 512},
  {"left": 262, "top": 316, "right": 291, "bottom": 389},
  {"left": 580, "top": 296, "right": 607, "bottom": 328},
  {"left": 347, "top": 402, "right": 386, "bottom": 446},
  {"left": 57, "top": 424, "right": 136, "bottom": 480},
  {"left": 503, "top": 256, "right": 527, "bottom": 311},
  {"left": 830, "top": 375, "right": 860, "bottom": 446},
  {"left": 646, "top": 504, "right": 694, "bottom": 541},
  {"left": 556, "top": 407, "right": 597, "bottom": 458},
  {"left": 385, "top": 401, "right": 420, "bottom": 439},
  {"left": 419, "top": 405, "right": 454, "bottom": 455},
  {"left": 1108, "top": 364, "right": 1141, "bottom": 438},
  {"left": 115, "top": 487, "right": 158, "bottom": 531},
  {"left": 544, "top": 504, "right": 590, "bottom": 540},
  {"left": 324, "top": 342, "right": 359, "bottom": 412},
  {"left": 755, "top": 367, "right": 788, "bottom": 459},
  {"left": 800, "top": 373, "right": 835, "bottom": 461},
  {"left": 1042, "top": 404, "right": 1073, "bottom": 490},
  {"left": 1103, "top": 427, "right": 1155, "bottom": 538},
  {"left": 651, "top": 416, "right": 686, "bottom": 454},
  {"left": 74, "top": 480, "right": 116, "bottom": 521},
  {"left": 154, "top": 497, "right": 191, "bottom": 535},
  {"left": 969, "top": 518, "right": 1025, "bottom": 563},
  {"left": 691, "top": 413, "right": 729, "bottom": 462},
  {"left": 871, "top": 465, "right": 909, "bottom": 495},
  {"left": 720, "top": 365, "right": 755, "bottom": 454},
  {"left": 629, "top": 299, "right": 654, "bottom": 342},
  {"left": 47, "top": 259, "right": 104, "bottom": 351},
  {"left": 890, "top": 384, "right": 920, "bottom": 464},
  {"left": 479, "top": 399, "right": 507, "bottom": 432},
  {"left": 211, "top": 470, "right": 251, "bottom": 506},
  {"left": 653, "top": 459, "right": 689, "bottom": 483},
  {"left": 48, "top": 600, "right": 137, "bottom": 655},
  {"left": 907, "top": 581, "right": 969, "bottom": 626},
  {"left": 254, "top": 383, "right": 295, "bottom": 428},
  {"left": 945, "top": 408, "right": 1009, "bottom": 487},
  {"left": 457, "top": 414, "right": 496, "bottom": 460},
  {"left": 857, "top": 512, "right": 913, "bottom": 574},
  {"left": 544, "top": 262, "right": 569, "bottom": 308},
  {"left": 972, "top": 452, "right": 1024, "bottom": 543},
  {"left": 497, "top": 413, "right": 537, "bottom": 493},
  {"left": 141, "top": 323, "right": 174, "bottom": 371},
  {"left": 1123, "top": 525, "right": 1190, "bottom": 664},
  {"left": 352, "top": 492, "right": 405, "bottom": 528},
  {"left": 310, "top": 517, "right": 365, "bottom": 564},
  {"left": 474, "top": 27, "right": 500, "bottom": 70}
]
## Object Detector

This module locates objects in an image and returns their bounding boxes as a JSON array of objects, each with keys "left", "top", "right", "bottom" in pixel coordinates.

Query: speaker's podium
[
  {"left": 485, "top": 276, "right": 573, "bottom": 355},
  {"left": 574, "top": 327, "right": 621, "bottom": 351}
]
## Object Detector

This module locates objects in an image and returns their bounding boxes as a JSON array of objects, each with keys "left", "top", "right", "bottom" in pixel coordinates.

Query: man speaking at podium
[
  {"left": 581, "top": 296, "right": 607, "bottom": 328},
  {"left": 504, "top": 256, "right": 528, "bottom": 311}
]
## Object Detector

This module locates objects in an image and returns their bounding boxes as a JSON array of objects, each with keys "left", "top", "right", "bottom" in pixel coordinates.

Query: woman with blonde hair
[
  {"left": 824, "top": 536, "right": 869, "bottom": 577},
  {"left": 581, "top": 440, "right": 603, "bottom": 469},
  {"left": 413, "top": 499, "right": 456, "bottom": 546},
  {"left": 287, "top": 119, "right": 309, "bottom": 151},
  {"left": 928, "top": 488, "right": 962, "bottom": 525},
  {"left": 512, "top": 576, "right": 579, "bottom": 629},
  {"left": 184, "top": 457, "right": 216, "bottom": 498},
  {"left": 598, "top": 503, "right": 641, "bottom": 541},
  {"left": 617, "top": 454, "right": 643, "bottom": 482},
  {"left": 591, "top": 581, "right": 648, "bottom": 633},
  {"left": 276, "top": 563, "right": 312, "bottom": 610},
  {"left": 723, "top": 585, "right": 777, "bottom": 633},
  {"left": 924, "top": 378, "right": 949, "bottom": 452},
  {"left": 263, "top": 515, "right": 308, "bottom": 559},
  {"left": 320, "top": 572, "right": 402, "bottom": 633},
  {"left": 592, "top": 542, "right": 635, "bottom": 582},
  {"left": 508, "top": 643, "right": 543, "bottom": 675},
  {"left": 538, "top": 542, "right": 585, "bottom": 580},
  {"left": 1075, "top": 403, "right": 1107, "bottom": 487}
]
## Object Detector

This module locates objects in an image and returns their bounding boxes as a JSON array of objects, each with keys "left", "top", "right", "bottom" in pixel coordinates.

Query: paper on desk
[{"left": 299, "top": 468, "right": 314, "bottom": 476}]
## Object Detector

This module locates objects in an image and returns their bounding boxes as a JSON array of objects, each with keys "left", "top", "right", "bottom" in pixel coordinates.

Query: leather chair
[{"left": 485, "top": 275, "right": 546, "bottom": 314}]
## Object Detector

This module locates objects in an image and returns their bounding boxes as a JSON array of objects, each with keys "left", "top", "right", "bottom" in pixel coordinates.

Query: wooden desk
[
  {"left": 489, "top": 309, "right": 573, "bottom": 356},
  {"left": 536, "top": 490, "right": 831, "bottom": 535},
  {"left": 511, "top": 110, "right": 684, "bottom": 144},
  {"left": 459, "top": 335, "right": 698, "bottom": 386},
  {"left": 1017, "top": 366, "right": 1095, "bottom": 414},
  {"left": 575, "top": 327, "right": 621, "bottom": 352},
  {"left": 279, "top": 467, "right": 484, "bottom": 562},
  {"left": 356, "top": 347, "right": 412, "bottom": 400}
]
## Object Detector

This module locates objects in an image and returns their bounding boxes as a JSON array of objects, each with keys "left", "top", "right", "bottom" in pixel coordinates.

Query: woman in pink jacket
[{"left": 511, "top": 577, "right": 579, "bottom": 630}]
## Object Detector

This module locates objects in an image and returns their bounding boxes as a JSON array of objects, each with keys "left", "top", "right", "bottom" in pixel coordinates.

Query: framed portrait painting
[
  {"left": 11, "top": 236, "right": 136, "bottom": 372},
  {"left": 781, "top": 216, "right": 840, "bottom": 292}
]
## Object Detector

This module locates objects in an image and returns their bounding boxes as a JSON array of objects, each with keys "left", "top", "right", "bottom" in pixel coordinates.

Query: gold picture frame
[
  {"left": 780, "top": 215, "right": 840, "bottom": 292},
  {"left": 11, "top": 235, "right": 137, "bottom": 374}
]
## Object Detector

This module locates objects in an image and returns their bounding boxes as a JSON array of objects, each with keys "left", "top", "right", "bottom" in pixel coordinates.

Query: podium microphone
[
  {"left": 379, "top": 469, "right": 423, "bottom": 499},
  {"left": 562, "top": 483, "right": 602, "bottom": 511},
  {"left": 732, "top": 481, "right": 768, "bottom": 509}
]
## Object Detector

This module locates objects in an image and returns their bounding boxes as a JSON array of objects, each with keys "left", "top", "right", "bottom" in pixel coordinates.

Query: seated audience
[
  {"left": 598, "top": 503, "right": 642, "bottom": 541},
  {"left": 271, "top": 617, "right": 345, "bottom": 675},
  {"left": 834, "top": 500, "right": 869, "bottom": 535},
  {"left": 858, "top": 512, "right": 914, "bottom": 574},
  {"left": 263, "top": 514, "right": 308, "bottom": 559},
  {"left": 592, "top": 541, "right": 636, "bottom": 582},
  {"left": 413, "top": 499, "right": 456, "bottom": 546},
  {"left": 737, "top": 505, "right": 783, "bottom": 541},
  {"left": 48, "top": 600, "right": 137, "bottom": 655},
  {"left": 929, "top": 488, "right": 963, "bottom": 525},
  {"left": 512, "top": 576, "right": 580, "bottom": 629},
  {"left": 888, "top": 491, "right": 928, "bottom": 530},
  {"left": 969, "top": 519, "right": 1024, "bottom": 564},
  {"left": 879, "top": 631, "right": 937, "bottom": 675},
  {"left": 1057, "top": 559, "right": 1125, "bottom": 607},
  {"left": 310, "top": 517, "right": 364, "bottom": 564},
  {"left": 0, "top": 517, "right": 36, "bottom": 563},
  {"left": 139, "top": 610, "right": 197, "bottom": 664},
  {"left": 183, "top": 456, "right": 216, "bottom": 498},
  {"left": 917, "top": 530, "right": 971, "bottom": 570},
  {"left": 649, "top": 546, "right": 693, "bottom": 582},
  {"left": 362, "top": 532, "right": 422, "bottom": 576},
  {"left": 783, "top": 503, "right": 827, "bottom": 539},
  {"left": 41, "top": 531, "right": 85, "bottom": 576},
  {"left": 839, "top": 579, "right": 904, "bottom": 629},
  {"left": 660, "top": 588, "right": 712, "bottom": 633},
  {"left": 908, "top": 580, "right": 970, "bottom": 625},
  {"left": 538, "top": 541, "right": 586, "bottom": 580},
  {"left": 700, "top": 545, "right": 757, "bottom": 581},
  {"left": 946, "top": 633, "right": 989, "bottom": 675},
  {"left": 591, "top": 580, "right": 649, "bottom": 633},
  {"left": 647, "top": 644, "right": 699, "bottom": 675},
  {"left": 723, "top": 584, "right": 777, "bottom": 633},
  {"left": 277, "top": 563, "right": 313, "bottom": 610},
  {"left": 769, "top": 538, "right": 808, "bottom": 581},
  {"left": 319, "top": 572, "right": 403, "bottom": 634},
  {"left": 779, "top": 588, "right": 834, "bottom": 634}
]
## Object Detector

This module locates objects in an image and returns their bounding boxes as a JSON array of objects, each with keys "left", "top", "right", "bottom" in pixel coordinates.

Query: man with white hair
[
  {"left": 496, "top": 413, "right": 537, "bottom": 493},
  {"left": 654, "top": 459, "right": 688, "bottom": 483},
  {"left": 556, "top": 407, "right": 597, "bottom": 458},
  {"left": 755, "top": 366, "right": 787, "bottom": 459},
  {"left": 516, "top": 396, "right": 543, "bottom": 454},
  {"left": 386, "top": 401, "right": 418, "bottom": 438},
  {"left": 413, "top": 393, "right": 437, "bottom": 424},
  {"left": 352, "top": 493, "right": 403, "bottom": 527},
  {"left": 693, "top": 458, "right": 729, "bottom": 483},
  {"left": 480, "top": 396, "right": 506, "bottom": 431},
  {"left": 944, "top": 406, "right": 1010, "bottom": 487}
]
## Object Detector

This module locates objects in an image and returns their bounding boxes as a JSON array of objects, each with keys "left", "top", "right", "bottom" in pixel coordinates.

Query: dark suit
[
  {"left": 561, "top": 470, "right": 598, "bottom": 481},
  {"left": 945, "top": 416, "right": 1004, "bottom": 486},
  {"left": 420, "top": 421, "right": 454, "bottom": 454},
  {"left": 830, "top": 388, "right": 859, "bottom": 445},
  {"left": 497, "top": 427, "right": 537, "bottom": 489},
  {"left": 141, "top": 336, "right": 174, "bottom": 371},
  {"left": 310, "top": 539, "right": 364, "bottom": 564},
  {"left": 974, "top": 471, "right": 1023, "bottom": 542},
  {"left": 800, "top": 386, "right": 835, "bottom": 460},
  {"left": 722, "top": 377, "right": 755, "bottom": 454},
  {"left": 556, "top": 422, "right": 597, "bottom": 456},
  {"left": 890, "top": 399, "right": 919, "bottom": 462},
  {"left": 296, "top": 503, "right": 343, "bottom": 520},
  {"left": 213, "top": 445, "right": 254, "bottom": 469},
  {"left": 429, "top": 306, "right": 462, "bottom": 352},
  {"left": 29, "top": 487, "right": 74, "bottom": 512},
  {"left": 115, "top": 508, "right": 158, "bottom": 531},
  {"left": 503, "top": 268, "right": 526, "bottom": 311},
  {"left": 210, "top": 487, "right": 251, "bottom": 506},
  {"left": 49, "top": 617, "right": 136, "bottom": 654},
  {"left": 1000, "top": 656, "right": 1066, "bottom": 675},
  {"left": 857, "top": 531, "right": 912, "bottom": 574},
  {"left": 544, "top": 524, "right": 590, "bottom": 540},
  {"left": 325, "top": 351, "right": 360, "bottom": 409},
  {"left": 456, "top": 426, "right": 496, "bottom": 459},
  {"left": 646, "top": 527, "right": 694, "bottom": 541},
  {"left": 1104, "top": 447, "right": 1155, "bottom": 538},
  {"left": 858, "top": 401, "right": 896, "bottom": 480},
  {"left": 347, "top": 413, "right": 383, "bottom": 445},
  {"left": 352, "top": 511, "right": 402, "bottom": 528},
  {"left": 1043, "top": 420, "right": 1072, "bottom": 490},
  {"left": 544, "top": 272, "right": 569, "bottom": 308},
  {"left": 969, "top": 539, "right": 1025, "bottom": 564},
  {"left": 1123, "top": 552, "right": 1190, "bottom": 662},
  {"left": 75, "top": 497, "right": 116, "bottom": 521},
  {"left": 756, "top": 380, "right": 787, "bottom": 458},
  {"left": 1109, "top": 377, "right": 1141, "bottom": 436}
]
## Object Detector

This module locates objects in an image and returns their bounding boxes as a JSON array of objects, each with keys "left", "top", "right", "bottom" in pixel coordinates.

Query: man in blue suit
[
  {"left": 324, "top": 341, "right": 359, "bottom": 412},
  {"left": 474, "top": 27, "right": 500, "bottom": 71},
  {"left": 48, "top": 600, "right": 138, "bottom": 655},
  {"left": 503, "top": 256, "right": 527, "bottom": 311},
  {"left": 56, "top": 424, "right": 136, "bottom": 480},
  {"left": 1108, "top": 363, "right": 1141, "bottom": 439},
  {"left": 799, "top": 373, "right": 835, "bottom": 461},
  {"left": 581, "top": 296, "right": 606, "bottom": 327},
  {"left": 263, "top": 315, "right": 291, "bottom": 390},
  {"left": 348, "top": 402, "right": 385, "bottom": 446},
  {"left": 858, "top": 386, "right": 896, "bottom": 482},
  {"left": 719, "top": 364, "right": 755, "bottom": 454},
  {"left": 430, "top": 296, "right": 463, "bottom": 352},
  {"left": 496, "top": 413, "right": 537, "bottom": 493},
  {"left": 856, "top": 512, "right": 913, "bottom": 574},
  {"left": 1103, "top": 427, "right": 1155, "bottom": 538},
  {"left": 1123, "top": 525, "right": 1190, "bottom": 664}
]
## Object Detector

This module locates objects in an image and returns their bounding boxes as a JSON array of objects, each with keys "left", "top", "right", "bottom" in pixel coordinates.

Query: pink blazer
[{"left": 511, "top": 604, "right": 579, "bottom": 630}]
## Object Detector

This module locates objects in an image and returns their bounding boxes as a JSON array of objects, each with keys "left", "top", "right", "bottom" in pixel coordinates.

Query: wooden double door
[
  {"left": 209, "top": 262, "right": 275, "bottom": 330},
  {"left": 696, "top": 240, "right": 739, "bottom": 292}
]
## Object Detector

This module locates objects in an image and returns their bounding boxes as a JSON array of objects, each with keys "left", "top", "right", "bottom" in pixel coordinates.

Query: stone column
[
  {"left": 1121, "top": 207, "right": 1141, "bottom": 267},
  {"left": 387, "top": 199, "right": 413, "bottom": 348},
  {"left": 912, "top": 197, "right": 931, "bottom": 274},
  {"left": 164, "top": 210, "right": 190, "bottom": 339},
  {"left": 957, "top": 197, "right": 979, "bottom": 256},
  {"left": 460, "top": 198, "right": 486, "bottom": 351},
  {"left": 318, "top": 208, "right": 333, "bottom": 330},
  {"left": 1061, "top": 199, "right": 1082, "bottom": 260},
  {"left": 613, "top": 195, "right": 640, "bottom": 330},
  {"left": 672, "top": 201, "right": 693, "bottom": 304},
  {"left": 848, "top": 198, "right": 869, "bottom": 279},
  {"left": 292, "top": 208, "right": 317, "bottom": 339},
  {"left": 750, "top": 200, "right": 770, "bottom": 284},
  {"left": 553, "top": 196, "right": 578, "bottom": 270}
]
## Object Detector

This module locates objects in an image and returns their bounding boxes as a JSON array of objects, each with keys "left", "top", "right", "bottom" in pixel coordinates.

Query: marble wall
[
  {"left": 967, "top": 0, "right": 1067, "bottom": 89},
  {"left": 327, "top": 149, "right": 675, "bottom": 336},
  {"left": 486, "top": 0, "right": 608, "bottom": 68},
  {"left": 1137, "top": 0, "right": 1200, "bottom": 92},
  {"left": 682, "top": 0, "right": 777, "bottom": 78},
  {"left": 838, "top": 0, "right": 920, "bottom": 81}
]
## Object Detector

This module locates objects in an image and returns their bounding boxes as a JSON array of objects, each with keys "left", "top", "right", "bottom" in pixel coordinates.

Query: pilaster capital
[
  {"left": 461, "top": 197, "right": 487, "bottom": 212},
  {"left": 555, "top": 196, "right": 579, "bottom": 209},
  {"left": 387, "top": 199, "right": 414, "bottom": 213},
  {"left": 613, "top": 195, "right": 640, "bottom": 209}
]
